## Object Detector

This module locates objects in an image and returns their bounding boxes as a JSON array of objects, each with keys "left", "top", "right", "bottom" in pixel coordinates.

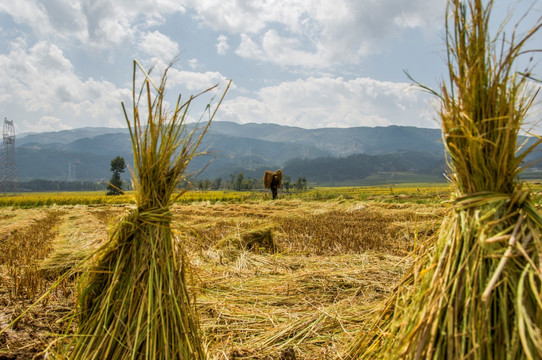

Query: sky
[{"left": 0, "top": 0, "right": 541, "bottom": 135}]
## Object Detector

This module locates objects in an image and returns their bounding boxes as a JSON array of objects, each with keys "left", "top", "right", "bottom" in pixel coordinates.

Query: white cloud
[
  {"left": 259, "top": 29, "right": 324, "bottom": 67},
  {"left": 138, "top": 31, "right": 180, "bottom": 62},
  {"left": 0, "top": 39, "right": 131, "bottom": 133},
  {"left": 190, "top": 0, "right": 446, "bottom": 68},
  {"left": 0, "top": 0, "right": 187, "bottom": 49},
  {"left": 0, "top": 0, "right": 446, "bottom": 69},
  {"left": 236, "top": 34, "right": 264, "bottom": 59},
  {"left": 188, "top": 58, "right": 199, "bottom": 69},
  {"left": 216, "top": 34, "right": 229, "bottom": 55},
  {"left": 186, "top": 0, "right": 269, "bottom": 33},
  {"left": 0, "top": 1, "right": 51, "bottom": 35},
  {"left": 36, "top": 115, "right": 70, "bottom": 132},
  {"left": 219, "top": 77, "right": 436, "bottom": 129},
  {"left": 168, "top": 69, "right": 232, "bottom": 92}
]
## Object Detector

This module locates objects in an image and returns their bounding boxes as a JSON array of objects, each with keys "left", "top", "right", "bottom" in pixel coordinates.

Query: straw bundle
[
  {"left": 348, "top": 1, "right": 542, "bottom": 359},
  {"left": 264, "top": 169, "right": 283, "bottom": 189},
  {"left": 65, "top": 61, "right": 230, "bottom": 359}
]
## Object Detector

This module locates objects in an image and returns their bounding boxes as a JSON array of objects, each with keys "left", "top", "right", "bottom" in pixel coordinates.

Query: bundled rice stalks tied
[
  {"left": 263, "top": 169, "right": 283, "bottom": 189},
  {"left": 62, "top": 60, "right": 230, "bottom": 359},
  {"left": 347, "top": 0, "right": 542, "bottom": 359}
]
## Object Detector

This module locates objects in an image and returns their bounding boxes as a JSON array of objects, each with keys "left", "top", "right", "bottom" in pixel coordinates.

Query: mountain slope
[
  {"left": 18, "top": 127, "right": 129, "bottom": 146},
  {"left": 209, "top": 122, "right": 444, "bottom": 156},
  {"left": 12, "top": 122, "right": 452, "bottom": 183}
]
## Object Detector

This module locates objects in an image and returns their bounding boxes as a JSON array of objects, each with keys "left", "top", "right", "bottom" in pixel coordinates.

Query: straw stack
[
  {"left": 66, "top": 61, "right": 230, "bottom": 359},
  {"left": 264, "top": 169, "right": 283, "bottom": 189},
  {"left": 347, "top": 0, "right": 542, "bottom": 358}
]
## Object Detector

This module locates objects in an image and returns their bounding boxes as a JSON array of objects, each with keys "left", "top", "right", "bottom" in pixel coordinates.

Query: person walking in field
[
  {"left": 270, "top": 174, "right": 280, "bottom": 199},
  {"left": 264, "top": 169, "right": 282, "bottom": 200}
]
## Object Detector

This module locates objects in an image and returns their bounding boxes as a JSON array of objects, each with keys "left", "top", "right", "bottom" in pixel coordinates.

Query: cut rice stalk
[
  {"left": 62, "top": 60, "right": 230, "bottom": 359},
  {"left": 347, "top": 1, "right": 542, "bottom": 359}
]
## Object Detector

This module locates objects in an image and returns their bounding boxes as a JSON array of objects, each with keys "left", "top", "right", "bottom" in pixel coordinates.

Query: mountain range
[{"left": 11, "top": 121, "right": 542, "bottom": 186}]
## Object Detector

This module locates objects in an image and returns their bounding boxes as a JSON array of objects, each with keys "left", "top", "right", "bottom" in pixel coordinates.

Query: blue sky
[{"left": 0, "top": 0, "right": 540, "bottom": 134}]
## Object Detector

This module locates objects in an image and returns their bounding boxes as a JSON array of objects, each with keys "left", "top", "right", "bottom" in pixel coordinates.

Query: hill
[
  {"left": 283, "top": 151, "right": 446, "bottom": 185},
  {"left": 13, "top": 121, "right": 539, "bottom": 186},
  {"left": 13, "top": 122, "right": 448, "bottom": 185}
]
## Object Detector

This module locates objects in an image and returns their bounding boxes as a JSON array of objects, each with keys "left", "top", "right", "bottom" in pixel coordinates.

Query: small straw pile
[
  {"left": 64, "top": 61, "right": 230, "bottom": 359},
  {"left": 347, "top": 0, "right": 542, "bottom": 359}
]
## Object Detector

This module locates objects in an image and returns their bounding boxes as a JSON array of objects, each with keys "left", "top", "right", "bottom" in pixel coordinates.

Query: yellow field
[
  {"left": 0, "top": 185, "right": 540, "bottom": 358},
  {"left": 0, "top": 190, "right": 266, "bottom": 207},
  {"left": 0, "top": 183, "right": 457, "bottom": 207}
]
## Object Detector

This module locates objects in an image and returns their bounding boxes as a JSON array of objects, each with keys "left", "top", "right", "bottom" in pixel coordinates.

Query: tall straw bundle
[
  {"left": 347, "top": 0, "right": 542, "bottom": 359},
  {"left": 64, "top": 61, "right": 230, "bottom": 359}
]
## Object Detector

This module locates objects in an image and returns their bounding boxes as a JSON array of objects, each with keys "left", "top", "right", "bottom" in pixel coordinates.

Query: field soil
[{"left": 0, "top": 198, "right": 446, "bottom": 359}]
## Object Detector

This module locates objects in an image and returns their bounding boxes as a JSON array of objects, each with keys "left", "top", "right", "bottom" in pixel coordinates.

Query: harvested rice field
[{"left": 0, "top": 196, "right": 461, "bottom": 359}]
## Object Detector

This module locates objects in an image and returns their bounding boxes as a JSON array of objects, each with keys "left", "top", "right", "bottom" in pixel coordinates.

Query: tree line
[
  {"left": 16, "top": 155, "right": 309, "bottom": 194},
  {"left": 283, "top": 151, "right": 446, "bottom": 184},
  {"left": 194, "top": 173, "right": 308, "bottom": 192},
  {"left": 18, "top": 179, "right": 109, "bottom": 192}
]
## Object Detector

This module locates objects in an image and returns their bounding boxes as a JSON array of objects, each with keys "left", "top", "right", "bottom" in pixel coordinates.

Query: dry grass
[
  {"left": 0, "top": 198, "right": 445, "bottom": 359},
  {"left": 40, "top": 206, "right": 127, "bottom": 278},
  {"left": 0, "top": 208, "right": 75, "bottom": 359},
  {"left": 195, "top": 252, "right": 405, "bottom": 359}
]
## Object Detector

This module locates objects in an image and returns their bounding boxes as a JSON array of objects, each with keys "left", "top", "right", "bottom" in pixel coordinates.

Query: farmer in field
[{"left": 264, "top": 169, "right": 282, "bottom": 200}]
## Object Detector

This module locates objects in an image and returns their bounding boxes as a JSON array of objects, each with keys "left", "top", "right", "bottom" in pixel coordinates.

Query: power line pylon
[{"left": 1, "top": 117, "right": 19, "bottom": 194}]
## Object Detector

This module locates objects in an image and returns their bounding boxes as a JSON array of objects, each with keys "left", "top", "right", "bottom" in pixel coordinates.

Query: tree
[
  {"left": 212, "top": 177, "right": 222, "bottom": 190},
  {"left": 235, "top": 172, "right": 244, "bottom": 191},
  {"left": 294, "top": 176, "right": 308, "bottom": 191},
  {"left": 282, "top": 175, "right": 291, "bottom": 193},
  {"left": 198, "top": 179, "right": 210, "bottom": 190},
  {"left": 106, "top": 156, "right": 126, "bottom": 195}
]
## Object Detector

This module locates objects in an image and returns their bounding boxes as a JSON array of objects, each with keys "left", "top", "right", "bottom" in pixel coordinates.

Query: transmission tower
[
  {"left": 68, "top": 162, "right": 76, "bottom": 181},
  {"left": 1, "top": 117, "right": 19, "bottom": 193}
]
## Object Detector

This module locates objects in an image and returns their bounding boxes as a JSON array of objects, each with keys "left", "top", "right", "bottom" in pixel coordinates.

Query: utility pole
[{"left": 1, "top": 118, "right": 19, "bottom": 194}]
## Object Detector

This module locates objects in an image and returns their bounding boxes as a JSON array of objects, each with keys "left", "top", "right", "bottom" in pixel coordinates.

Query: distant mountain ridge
[
  {"left": 18, "top": 122, "right": 444, "bottom": 156},
  {"left": 208, "top": 122, "right": 444, "bottom": 156},
  {"left": 13, "top": 121, "right": 451, "bottom": 185},
  {"left": 18, "top": 127, "right": 130, "bottom": 146}
]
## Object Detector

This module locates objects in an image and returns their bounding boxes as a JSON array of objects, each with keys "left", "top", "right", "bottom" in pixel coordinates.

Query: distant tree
[
  {"left": 20, "top": 179, "right": 107, "bottom": 191},
  {"left": 199, "top": 179, "right": 210, "bottom": 190},
  {"left": 212, "top": 177, "right": 222, "bottom": 190},
  {"left": 282, "top": 175, "right": 291, "bottom": 193},
  {"left": 241, "top": 178, "right": 255, "bottom": 190},
  {"left": 295, "top": 178, "right": 303, "bottom": 190},
  {"left": 295, "top": 176, "right": 308, "bottom": 191},
  {"left": 301, "top": 176, "right": 307, "bottom": 190},
  {"left": 235, "top": 172, "right": 244, "bottom": 191},
  {"left": 107, "top": 156, "right": 126, "bottom": 195}
]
